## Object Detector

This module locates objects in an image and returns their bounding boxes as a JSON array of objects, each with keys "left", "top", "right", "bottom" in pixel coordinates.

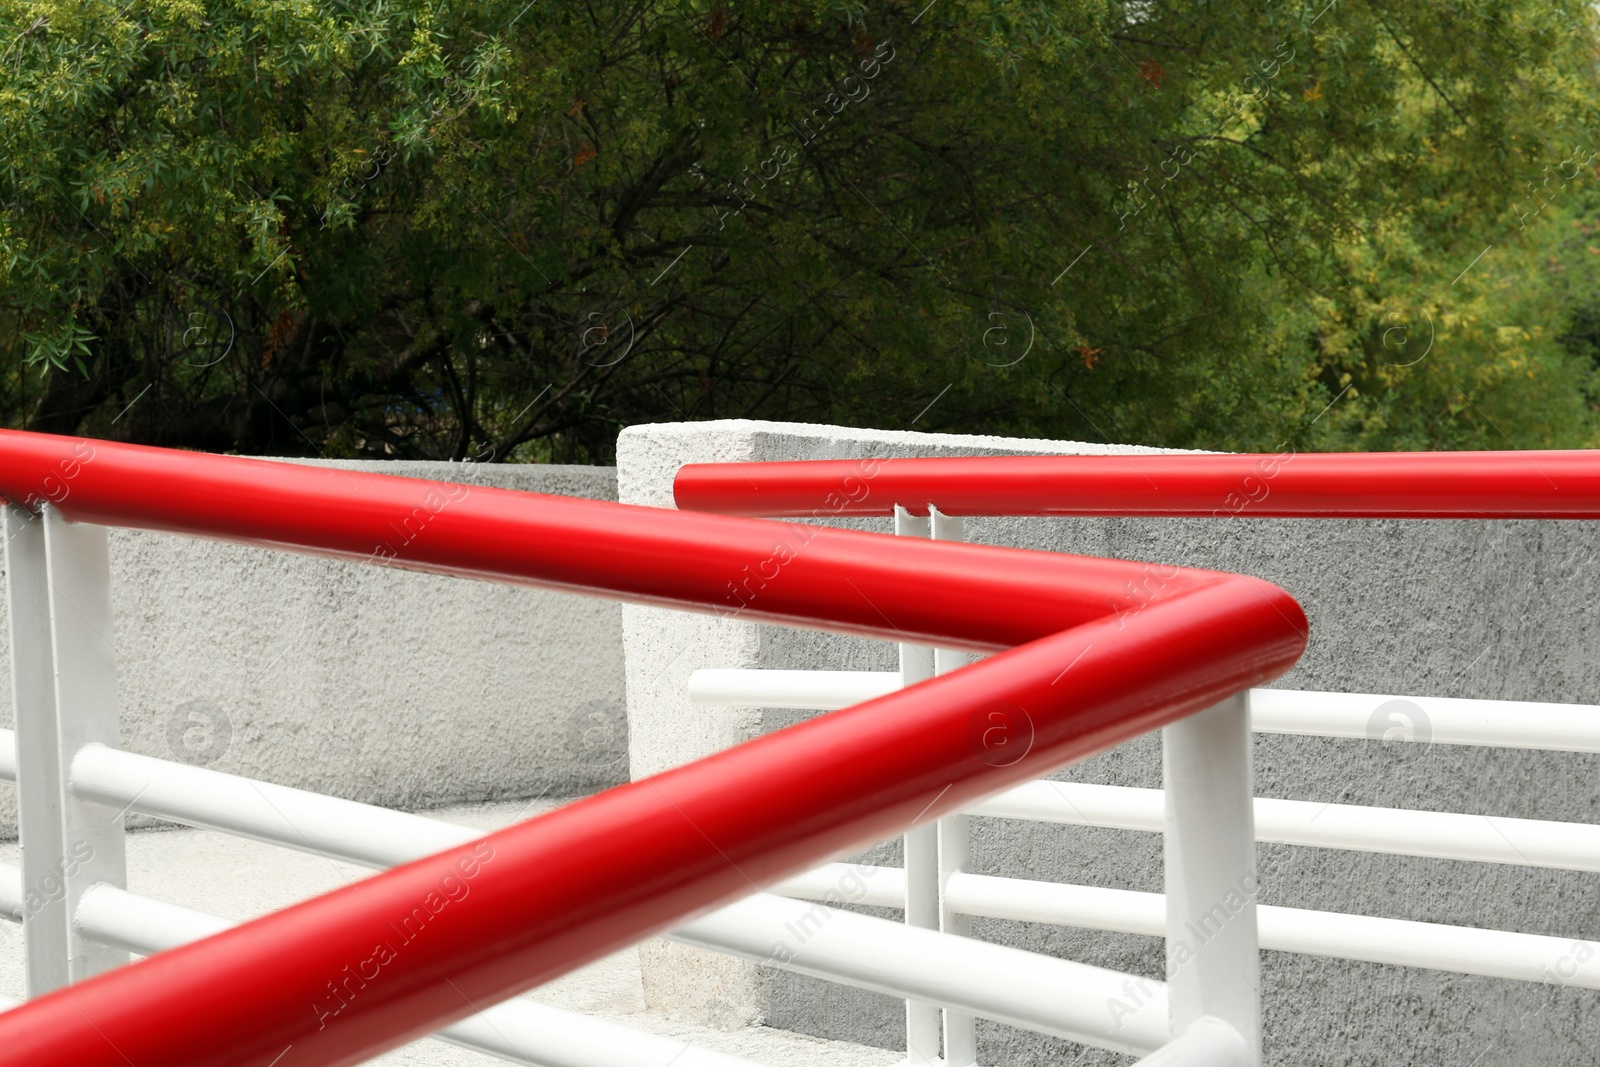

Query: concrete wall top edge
[
  {"left": 616, "top": 419, "right": 1220, "bottom": 510},
  {"left": 619, "top": 417, "right": 1219, "bottom": 458}
]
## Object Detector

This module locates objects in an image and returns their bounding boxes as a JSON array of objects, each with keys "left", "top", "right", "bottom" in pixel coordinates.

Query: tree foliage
[{"left": 2, "top": 0, "right": 1599, "bottom": 460}]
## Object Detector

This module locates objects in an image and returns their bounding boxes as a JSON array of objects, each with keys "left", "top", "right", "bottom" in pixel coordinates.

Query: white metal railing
[
  {"left": 690, "top": 671, "right": 1600, "bottom": 752},
  {"left": 2, "top": 501, "right": 1240, "bottom": 1066},
  {"left": 15, "top": 497, "right": 1591, "bottom": 1065},
  {"left": 683, "top": 508, "right": 1600, "bottom": 1065}
]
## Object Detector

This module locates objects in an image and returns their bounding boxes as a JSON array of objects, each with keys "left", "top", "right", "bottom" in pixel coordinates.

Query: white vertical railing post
[
  {"left": 931, "top": 507, "right": 978, "bottom": 1067},
  {"left": 894, "top": 505, "right": 942, "bottom": 1064},
  {"left": 43, "top": 507, "right": 130, "bottom": 982},
  {"left": 5, "top": 504, "right": 71, "bottom": 995},
  {"left": 1161, "top": 691, "right": 1260, "bottom": 1064},
  {"left": 32, "top": 507, "right": 129, "bottom": 984},
  {"left": 936, "top": 813, "right": 976, "bottom": 1065}
]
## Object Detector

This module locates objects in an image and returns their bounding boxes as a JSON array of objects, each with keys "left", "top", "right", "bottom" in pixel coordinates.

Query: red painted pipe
[
  {"left": 672, "top": 451, "right": 1600, "bottom": 518},
  {"left": 0, "top": 432, "right": 1222, "bottom": 651},
  {"left": 0, "top": 431, "right": 1307, "bottom": 1067}
]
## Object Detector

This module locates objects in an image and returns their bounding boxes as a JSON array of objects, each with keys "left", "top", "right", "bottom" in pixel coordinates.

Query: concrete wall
[
  {"left": 617, "top": 419, "right": 1600, "bottom": 1067},
  {"left": 0, "top": 459, "right": 628, "bottom": 840}
]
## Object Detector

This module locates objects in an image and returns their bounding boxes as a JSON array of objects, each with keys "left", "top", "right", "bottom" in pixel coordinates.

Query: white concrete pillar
[{"left": 620, "top": 424, "right": 772, "bottom": 1026}]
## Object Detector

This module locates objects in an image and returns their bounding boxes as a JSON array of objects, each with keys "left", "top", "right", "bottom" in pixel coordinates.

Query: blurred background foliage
[{"left": 2, "top": 0, "right": 1599, "bottom": 461}]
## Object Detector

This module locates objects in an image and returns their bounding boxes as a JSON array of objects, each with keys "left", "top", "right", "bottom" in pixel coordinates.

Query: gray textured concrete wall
[
  {"left": 0, "top": 459, "right": 627, "bottom": 840},
  {"left": 618, "top": 419, "right": 1600, "bottom": 1067}
]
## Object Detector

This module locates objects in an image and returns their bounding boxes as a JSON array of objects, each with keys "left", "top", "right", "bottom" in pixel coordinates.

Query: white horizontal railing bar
[
  {"left": 686, "top": 674, "right": 1600, "bottom": 753},
  {"left": 1250, "top": 689, "right": 1600, "bottom": 752},
  {"left": 67, "top": 741, "right": 480, "bottom": 867},
  {"left": 39, "top": 736, "right": 1600, "bottom": 876},
  {"left": 768, "top": 863, "right": 907, "bottom": 909},
  {"left": 669, "top": 892, "right": 1171, "bottom": 1056},
  {"left": 688, "top": 669, "right": 900, "bottom": 710},
  {"left": 1130, "top": 1018, "right": 1251, "bottom": 1067},
  {"left": 1258, "top": 904, "right": 1600, "bottom": 991},
  {"left": 968, "top": 781, "right": 1600, "bottom": 872},
  {"left": 968, "top": 781, "right": 1164, "bottom": 833},
  {"left": 942, "top": 873, "right": 1600, "bottom": 990},
  {"left": 66, "top": 879, "right": 763, "bottom": 1067},
  {"left": 771, "top": 868, "right": 1600, "bottom": 989},
  {"left": 770, "top": 864, "right": 1160, "bottom": 933}
]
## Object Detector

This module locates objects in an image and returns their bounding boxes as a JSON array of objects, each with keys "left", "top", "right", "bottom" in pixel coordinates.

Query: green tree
[{"left": 2, "top": 0, "right": 1598, "bottom": 460}]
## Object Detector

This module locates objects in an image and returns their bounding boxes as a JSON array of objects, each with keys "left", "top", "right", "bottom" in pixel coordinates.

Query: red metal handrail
[
  {"left": 672, "top": 451, "right": 1600, "bottom": 518},
  {"left": 0, "top": 430, "right": 1306, "bottom": 1067}
]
